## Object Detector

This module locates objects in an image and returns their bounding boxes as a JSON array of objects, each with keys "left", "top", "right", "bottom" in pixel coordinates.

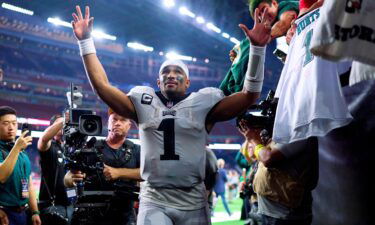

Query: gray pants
[{"left": 137, "top": 200, "right": 211, "bottom": 225}]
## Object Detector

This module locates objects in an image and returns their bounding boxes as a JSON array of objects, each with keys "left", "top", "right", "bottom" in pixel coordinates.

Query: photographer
[
  {"left": 37, "top": 114, "right": 73, "bottom": 224},
  {"left": 64, "top": 109, "right": 141, "bottom": 225},
  {"left": 237, "top": 113, "right": 272, "bottom": 225},
  {"left": 0, "top": 106, "right": 41, "bottom": 225}
]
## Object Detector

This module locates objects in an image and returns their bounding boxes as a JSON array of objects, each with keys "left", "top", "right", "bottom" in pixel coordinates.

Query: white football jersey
[
  {"left": 310, "top": 0, "right": 375, "bottom": 66},
  {"left": 128, "top": 86, "right": 224, "bottom": 188},
  {"left": 273, "top": 8, "right": 353, "bottom": 144}
]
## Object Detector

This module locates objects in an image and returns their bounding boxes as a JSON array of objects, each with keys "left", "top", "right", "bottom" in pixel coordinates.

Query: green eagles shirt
[
  {"left": 219, "top": 0, "right": 299, "bottom": 95},
  {"left": 0, "top": 140, "right": 31, "bottom": 207}
]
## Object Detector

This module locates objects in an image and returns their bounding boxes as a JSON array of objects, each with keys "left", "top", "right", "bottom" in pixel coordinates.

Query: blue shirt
[{"left": 214, "top": 168, "right": 228, "bottom": 194}]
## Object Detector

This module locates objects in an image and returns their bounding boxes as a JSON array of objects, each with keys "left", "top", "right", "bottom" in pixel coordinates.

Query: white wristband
[
  {"left": 78, "top": 37, "right": 96, "bottom": 56},
  {"left": 243, "top": 44, "right": 266, "bottom": 93}
]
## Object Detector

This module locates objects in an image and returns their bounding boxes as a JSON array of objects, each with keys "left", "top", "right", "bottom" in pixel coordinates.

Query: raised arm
[
  {"left": 206, "top": 8, "right": 272, "bottom": 129},
  {"left": 37, "top": 117, "right": 63, "bottom": 152},
  {"left": 72, "top": 6, "right": 137, "bottom": 120},
  {"left": 0, "top": 131, "right": 32, "bottom": 183}
]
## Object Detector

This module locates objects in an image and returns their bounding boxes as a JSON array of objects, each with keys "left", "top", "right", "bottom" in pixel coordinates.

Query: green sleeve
[
  {"left": 235, "top": 151, "right": 250, "bottom": 169},
  {"left": 277, "top": 0, "right": 299, "bottom": 20},
  {"left": 0, "top": 149, "right": 4, "bottom": 162}
]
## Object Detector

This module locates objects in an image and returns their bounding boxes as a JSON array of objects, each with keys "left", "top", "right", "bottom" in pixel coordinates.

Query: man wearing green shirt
[
  {"left": 220, "top": 0, "right": 299, "bottom": 95},
  {"left": 0, "top": 106, "right": 41, "bottom": 225}
]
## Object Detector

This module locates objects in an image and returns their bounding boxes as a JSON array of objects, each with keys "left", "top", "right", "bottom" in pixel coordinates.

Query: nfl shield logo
[{"left": 166, "top": 101, "right": 173, "bottom": 108}]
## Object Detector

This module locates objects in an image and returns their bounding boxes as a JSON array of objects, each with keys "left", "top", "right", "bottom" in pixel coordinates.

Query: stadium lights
[
  {"left": 1, "top": 3, "right": 34, "bottom": 15},
  {"left": 166, "top": 52, "right": 193, "bottom": 61},
  {"left": 206, "top": 23, "right": 221, "bottom": 34},
  {"left": 47, "top": 17, "right": 72, "bottom": 28},
  {"left": 92, "top": 30, "right": 117, "bottom": 41},
  {"left": 208, "top": 143, "right": 241, "bottom": 150},
  {"left": 163, "top": 0, "right": 175, "bottom": 8},
  {"left": 179, "top": 7, "right": 195, "bottom": 18},
  {"left": 196, "top": 16, "right": 205, "bottom": 24},
  {"left": 18, "top": 117, "right": 50, "bottom": 126},
  {"left": 127, "top": 42, "right": 154, "bottom": 52},
  {"left": 222, "top": 32, "right": 230, "bottom": 39},
  {"left": 230, "top": 37, "right": 240, "bottom": 45}
]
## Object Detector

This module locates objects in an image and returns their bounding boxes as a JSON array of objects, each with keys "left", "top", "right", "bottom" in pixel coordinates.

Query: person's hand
[
  {"left": 238, "top": 120, "right": 250, "bottom": 136},
  {"left": 239, "top": 8, "right": 272, "bottom": 46},
  {"left": 54, "top": 116, "right": 64, "bottom": 125},
  {"left": 0, "top": 209, "right": 9, "bottom": 225},
  {"left": 72, "top": 6, "right": 94, "bottom": 40},
  {"left": 71, "top": 170, "right": 85, "bottom": 184},
  {"left": 239, "top": 181, "right": 246, "bottom": 191},
  {"left": 31, "top": 214, "right": 41, "bottom": 225},
  {"left": 14, "top": 130, "right": 32, "bottom": 151},
  {"left": 63, "top": 110, "right": 70, "bottom": 124},
  {"left": 103, "top": 164, "right": 119, "bottom": 180}
]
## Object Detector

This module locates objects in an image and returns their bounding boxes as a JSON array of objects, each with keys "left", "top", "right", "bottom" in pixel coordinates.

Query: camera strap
[
  {"left": 42, "top": 153, "right": 60, "bottom": 206},
  {"left": 1, "top": 149, "right": 6, "bottom": 159}
]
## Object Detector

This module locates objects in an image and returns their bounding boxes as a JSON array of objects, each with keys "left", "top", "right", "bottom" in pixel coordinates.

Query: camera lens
[{"left": 83, "top": 119, "right": 98, "bottom": 133}]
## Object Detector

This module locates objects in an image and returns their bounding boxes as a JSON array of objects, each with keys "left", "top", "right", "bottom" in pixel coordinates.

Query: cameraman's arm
[
  {"left": 37, "top": 117, "right": 64, "bottom": 152},
  {"left": 117, "top": 168, "right": 142, "bottom": 181},
  {"left": 64, "top": 170, "right": 85, "bottom": 188},
  {"left": 103, "top": 165, "right": 142, "bottom": 181}
]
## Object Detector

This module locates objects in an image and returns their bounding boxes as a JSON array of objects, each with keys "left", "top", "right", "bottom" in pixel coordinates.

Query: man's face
[
  {"left": 157, "top": 65, "right": 190, "bottom": 98},
  {"left": 0, "top": 68, "right": 3, "bottom": 82},
  {"left": 257, "top": 0, "right": 278, "bottom": 24},
  {"left": 229, "top": 50, "right": 237, "bottom": 62},
  {"left": 108, "top": 113, "right": 131, "bottom": 138},
  {"left": 0, "top": 114, "right": 17, "bottom": 141}
]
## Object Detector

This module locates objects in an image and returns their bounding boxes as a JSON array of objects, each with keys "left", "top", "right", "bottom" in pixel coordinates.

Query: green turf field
[{"left": 212, "top": 197, "right": 244, "bottom": 225}]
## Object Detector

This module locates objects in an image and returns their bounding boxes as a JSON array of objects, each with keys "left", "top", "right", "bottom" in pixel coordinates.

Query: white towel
[
  {"left": 273, "top": 8, "right": 353, "bottom": 144},
  {"left": 310, "top": 0, "right": 375, "bottom": 66}
]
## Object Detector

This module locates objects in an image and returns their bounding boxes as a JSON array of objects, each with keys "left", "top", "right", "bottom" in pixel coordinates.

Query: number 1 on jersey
[
  {"left": 303, "top": 29, "right": 314, "bottom": 67},
  {"left": 158, "top": 118, "right": 180, "bottom": 160}
]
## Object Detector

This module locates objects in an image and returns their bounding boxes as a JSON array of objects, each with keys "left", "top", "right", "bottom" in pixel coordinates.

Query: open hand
[
  {"left": 239, "top": 8, "right": 272, "bottom": 46},
  {"left": 72, "top": 6, "right": 94, "bottom": 40}
]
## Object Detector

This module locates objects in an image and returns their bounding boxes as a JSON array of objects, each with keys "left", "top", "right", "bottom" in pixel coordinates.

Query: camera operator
[
  {"left": 237, "top": 114, "right": 271, "bottom": 225},
  {"left": 37, "top": 113, "right": 73, "bottom": 224},
  {"left": 246, "top": 119, "right": 318, "bottom": 224},
  {"left": 0, "top": 106, "right": 41, "bottom": 225},
  {"left": 64, "top": 109, "right": 141, "bottom": 225}
]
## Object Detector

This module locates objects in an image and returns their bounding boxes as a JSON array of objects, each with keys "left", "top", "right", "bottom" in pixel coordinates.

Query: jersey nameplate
[
  {"left": 162, "top": 110, "right": 176, "bottom": 116},
  {"left": 141, "top": 93, "right": 153, "bottom": 105}
]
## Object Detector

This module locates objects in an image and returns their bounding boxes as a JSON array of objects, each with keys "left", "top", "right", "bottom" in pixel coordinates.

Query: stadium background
[{"left": 0, "top": 0, "right": 284, "bottom": 223}]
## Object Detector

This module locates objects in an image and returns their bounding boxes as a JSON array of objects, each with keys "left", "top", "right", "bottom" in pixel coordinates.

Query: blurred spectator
[
  {"left": 213, "top": 159, "right": 232, "bottom": 217},
  {"left": 227, "top": 170, "right": 239, "bottom": 202},
  {"left": 0, "top": 106, "right": 41, "bottom": 225},
  {"left": 204, "top": 148, "right": 218, "bottom": 218}
]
